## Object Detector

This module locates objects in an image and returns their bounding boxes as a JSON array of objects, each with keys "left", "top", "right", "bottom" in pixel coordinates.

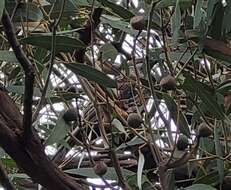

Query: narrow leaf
[
  {"left": 117, "top": 136, "right": 145, "bottom": 150},
  {"left": 163, "top": 94, "right": 190, "bottom": 137},
  {"left": 0, "top": 50, "right": 18, "bottom": 63},
  {"left": 193, "top": 0, "right": 203, "bottom": 28},
  {"left": 214, "top": 124, "right": 224, "bottom": 184},
  {"left": 45, "top": 114, "right": 70, "bottom": 145},
  {"left": 171, "top": 0, "right": 181, "bottom": 47},
  {"left": 100, "top": 43, "right": 118, "bottom": 62},
  {"left": 64, "top": 62, "right": 117, "bottom": 88},
  {"left": 137, "top": 150, "right": 145, "bottom": 190},
  {"left": 155, "top": 0, "right": 192, "bottom": 9},
  {"left": 216, "top": 80, "right": 231, "bottom": 94},
  {"left": 0, "top": 0, "right": 5, "bottom": 20},
  {"left": 65, "top": 167, "right": 135, "bottom": 180},
  {"left": 97, "top": 0, "right": 134, "bottom": 20},
  {"left": 6, "top": 85, "right": 42, "bottom": 97},
  {"left": 16, "top": 2, "right": 43, "bottom": 21},
  {"left": 22, "top": 35, "right": 86, "bottom": 53},
  {"left": 112, "top": 118, "right": 128, "bottom": 137},
  {"left": 186, "top": 184, "right": 217, "bottom": 190},
  {"left": 182, "top": 73, "right": 225, "bottom": 119}
]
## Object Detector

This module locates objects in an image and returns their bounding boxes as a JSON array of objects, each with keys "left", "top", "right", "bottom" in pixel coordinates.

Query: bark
[{"left": 0, "top": 90, "right": 84, "bottom": 190}]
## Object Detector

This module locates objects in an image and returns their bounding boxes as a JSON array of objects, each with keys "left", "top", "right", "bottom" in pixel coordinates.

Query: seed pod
[
  {"left": 198, "top": 122, "right": 212, "bottom": 138},
  {"left": 94, "top": 161, "right": 108, "bottom": 176},
  {"left": 176, "top": 134, "right": 189, "bottom": 151},
  {"left": 127, "top": 113, "right": 143, "bottom": 128},
  {"left": 62, "top": 108, "right": 77, "bottom": 123},
  {"left": 160, "top": 75, "right": 176, "bottom": 91},
  {"left": 130, "top": 15, "right": 145, "bottom": 31}
]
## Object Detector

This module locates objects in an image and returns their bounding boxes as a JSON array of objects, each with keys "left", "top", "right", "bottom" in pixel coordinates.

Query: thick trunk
[{"left": 0, "top": 91, "right": 84, "bottom": 190}]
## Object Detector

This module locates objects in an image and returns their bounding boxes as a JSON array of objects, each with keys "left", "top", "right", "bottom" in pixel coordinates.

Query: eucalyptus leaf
[
  {"left": 0, "top": 50, "right": 18, "bottom": 63},
  {"left": 22, "top": 35, "right": 86, "bottom": 53},
  {"left": 112, "top": 118, "right": 128, "bottom": 137},
  {"left": 0, "top": 0, "right": 5, "bottom": 20},
  {"left": 117, "top": 136, "right": 145, "bottom": 150},
  {"left": 6, "top": 85, "right": 42, "bottom": 97},
  {"left": 193, "top": 0, "right": 203, "bottom": 28},
  {"left": 137, "top": 150, "right": 145, "bottom": 190},
  {"left": 65, "top": 167, "right": 135, "bottom": 180},
  {"left": 45, "top": 114, "right": 70, "bottom": 145},
  {"left": 182, "top": 72, "right": 225, "bottom": 119},
  {"left": 64, "top": 62, "right": 117, "bottom": 88},
  {"left": 97, "top": 0, "right": 134, "bottom": 20},
  {"left": 216, "top": 80, "right": 231, "bottom": 94},
  {"left": 100, "top": 43, "right": 118, "bottom": 62},
  {"left": 155, "top": 0, "right": 192, "bottom": 9},
  {"left": 163, "top": 94, "right": 190, "bottom": 137},
  {"left": 214, "top": 125, "right": 224, "bottom": 184},
  {"left": 171, "top": 0, "right": 181, "bottom": 47},
  {"left": 185, "top": 184, "right": 217, "bottom": 190},
  {"left": 16, "top": 2, "right": 43, "bottom": 21}
]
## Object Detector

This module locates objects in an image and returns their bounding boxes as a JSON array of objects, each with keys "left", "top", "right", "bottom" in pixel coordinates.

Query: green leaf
[
  {"left": 193, "top": 0, "right": 203, "bottom": 28},
  {"left": 9, "top": 173, "right": 30, "bottom": 179},
  {"left": 214, "top": 125, "right": 224, "bottom": 184},
  {"left": 112, "top": 118, "right": 128, "bottom": 137},
  {"left": 65, "top": 167, "right": 135, "bottom": 180},
  {"left": 117, "top": 136, "right": 145, "bottom": 150},
  {"left": 137, "top": 150, "right": 145, "bottom": 190},
  {"left": 166, "top": 170, "right": 176, "bottom": 190},
  {"left": 171, "top": 0, "right": 181, "bottom": 47},
  {"left": 185, "top": 184, "right": 217, "bottom": 190},
  {"left": 155, "top": 0, "right": 192, "bottom": 10},
  {"left": 163, "top": 94, "right": 190, "bottom": 137},
  {"left": 101, "top": 15, "right": 138, "bottom": 36},
  {"left": 160, "top": 51, "right": 198, "bottom": 63},
  {"left": 45, "top": 0, "right": 79, "bottom": 19},
  {"left": 21, "top": 35, "right": 86, "bottom": 53},
  {"left": 207, "top": 0, "right": 218, "bottom": 24},
  {"left": 97, "top": 0, "right": 134, "bottom": 20},
  {"left": 199, "top": 137, "right": 215, "bottom": 155},
  {"left": 194, "top": 168, "right": 228, "bottom": 186},
  {"left": 204, "top": 48, "right": 231, "bottom": 63},
  {"left": 100, "top": 43, "right": 118, "bottom": 62},
  {"left": 207, "top": 1, "right": 224, "bottom": 39},
  {"left": 16, "top": 2, "right": 43, "bottom": 21},
  {"left": 6, "top": 85, "right": 42, "bottom": 97},
  {"left": 64, "top": 62, "right": 117, "bottom": 88},
  {"left": 0, "top": 0, "right": 5, "bottom": 20},
  {"left": 182, "top": 73, "right": 225, "bottom": 119},
  {"left": 0, "top": 50, "right": 18, "bottom": 63},
  {"left": 216, "top": 80, "right": 231, "bottom": 94},
  {"left": 68, "top": 0, "right": 93, "bottom": 7},
  {"left": 48, "top": 92, "right": 83, "bottom": 104},
  {"left": 222, "top": 2, "right": 231, "bottom": 34},
  {"left": 45, "top": 114, "right": 70, "bottom": 145},
  {"left": 1, "top": 158, "right": 17, "bottom": 169}
]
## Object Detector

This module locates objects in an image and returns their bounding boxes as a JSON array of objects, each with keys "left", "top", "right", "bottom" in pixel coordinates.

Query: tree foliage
[{"left": 0, "top": 0, "right": 231, "bottom": 189}]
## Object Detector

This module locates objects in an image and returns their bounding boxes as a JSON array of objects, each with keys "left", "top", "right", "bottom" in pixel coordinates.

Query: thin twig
[
  {"left": 175, "top": 48, "right": 198, "bottom": 79},
  {"left": 160, "top": 10, "right": 174, "bottom": 75},
  {"left": 110, "top": 149, "right": 131, "bottom": 190},
  {"left": 145, "top": 1, "right": 173, "bottom": 150},
  {"left": 33, "top": 0, "right": 66, "bottom": 121}
]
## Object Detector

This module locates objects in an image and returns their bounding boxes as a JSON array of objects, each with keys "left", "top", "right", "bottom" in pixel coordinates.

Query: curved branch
[{"left": 1, "top": 9, "right": 34, "bottom": 139}]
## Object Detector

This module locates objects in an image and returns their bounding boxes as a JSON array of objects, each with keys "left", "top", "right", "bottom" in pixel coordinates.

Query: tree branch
[
  {"left": 0, "top": 90, "right": 83, "bottom": 190},
  {"left": 1, "top": 9, "right": 35, "bottom": 140}
]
